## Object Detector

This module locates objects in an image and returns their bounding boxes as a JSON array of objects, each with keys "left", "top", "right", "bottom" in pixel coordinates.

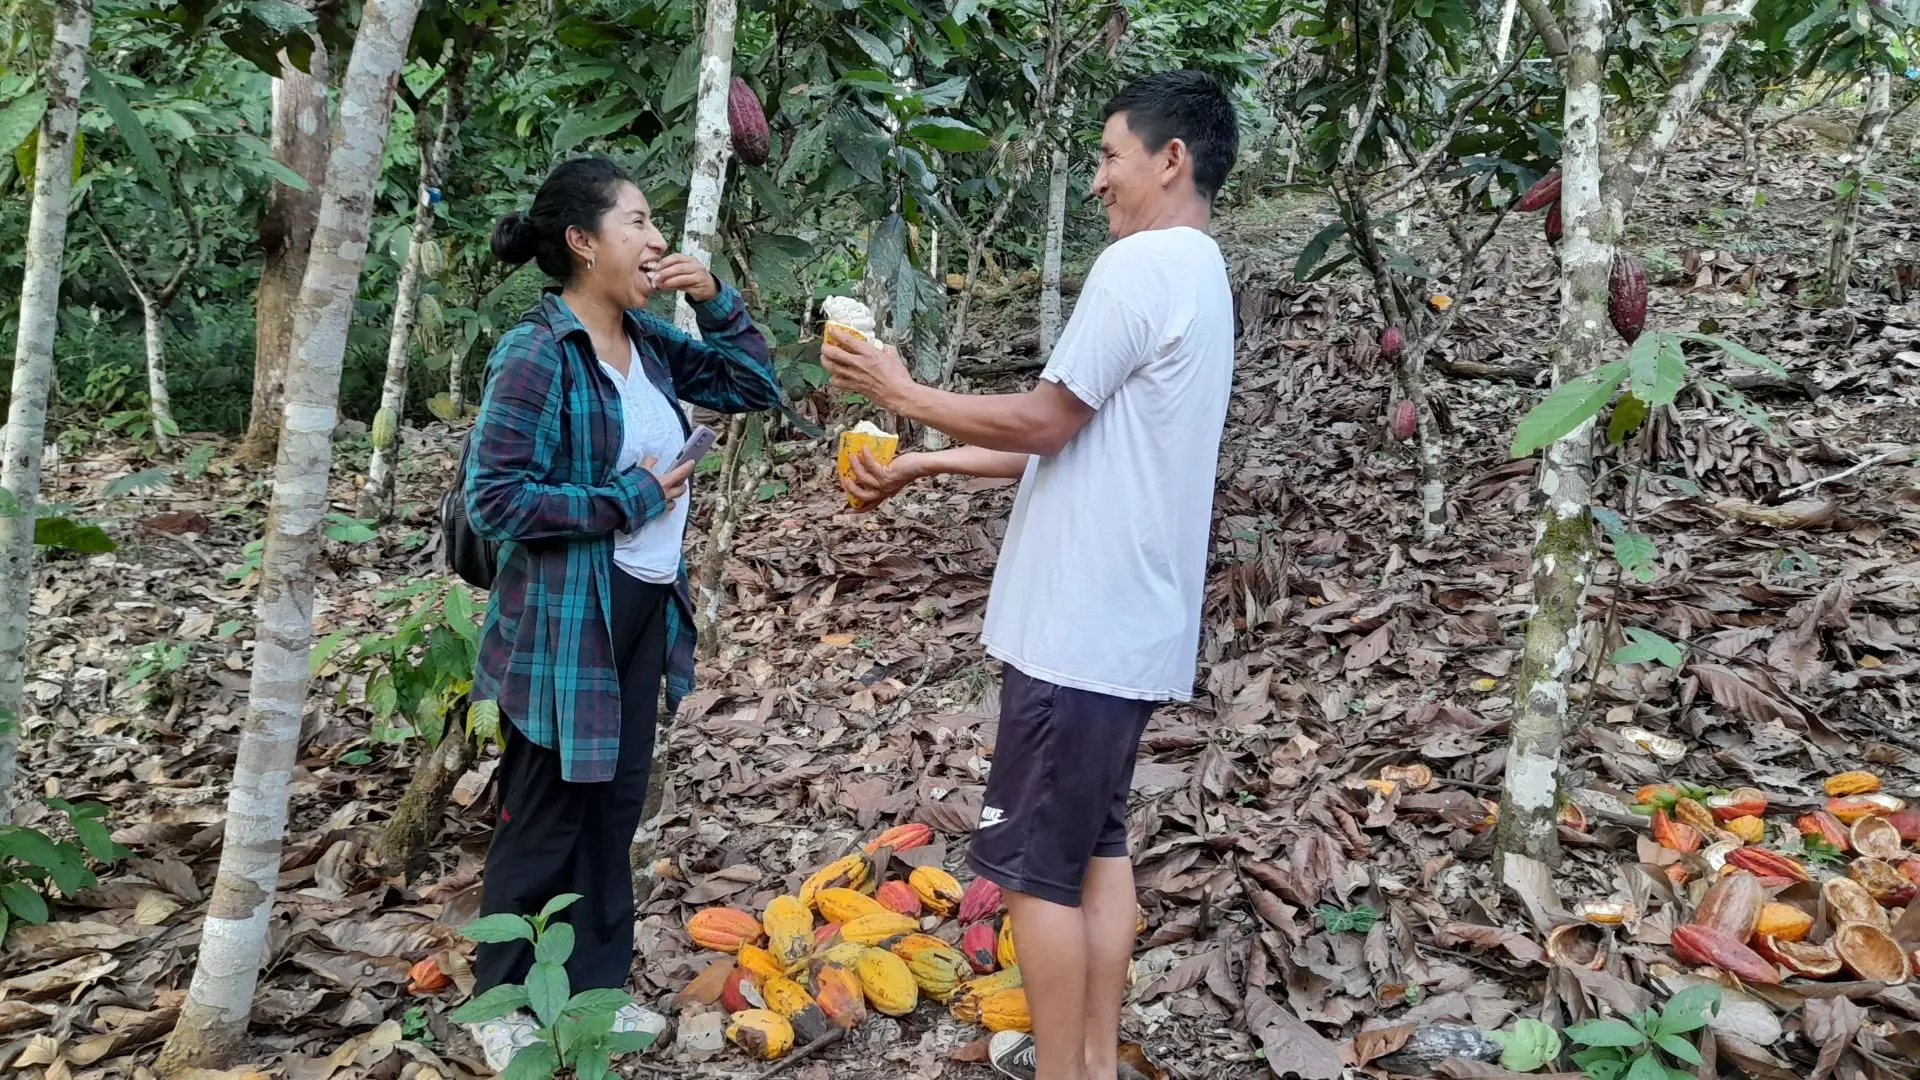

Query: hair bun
[{"left": 490, "top": 210, "right": 538, "bottom": 264}]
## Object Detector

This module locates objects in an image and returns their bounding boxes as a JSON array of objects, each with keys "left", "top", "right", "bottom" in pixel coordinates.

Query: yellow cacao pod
[
  {"left": 737, "top": 944, "right": 786, "bottom": 985},
  {"left": 1725, "top": 815, "right": 1766, "bottom": 845},
  {"left": 764, "top": 895, "right": 814, "bottom": 969},
  {"left": 813, "top": 939, "right": 870, "bottom": 971},
  {"left": 890, "top": 933, "right": 971, "bottom": 1001},
  {"left": 762, "top": 976, "right": 833, "bottom": 1044},
  {"left": 856, "top": 946, "right": 919, "bottom": 1016},
  {"left": 725, "top": 1008, "right": 794, "bottom": 1059},
  {"left": 817, "top": 887, "right": 888, "bottom": 925},
  {"left": 687, "top": 907, "right": 764, "bottom": 953},
  {"left": 1825, "top": 771, "right": 1882, "bottom": 797},
  {"left": 801, "top": 853, "right": 875, "bottom": 908},
  {"left": 909, "top": 866, "right": 964, "bottom": 917},
  {"left": 998, "top": 916, "right": 1017, "bottom": 968},
  {"left": 812, "top": 962, "right": 867, "bottom": 1029},
  {"left": 947, "top": 966, "right": 1024, "bottom": 1024},
  {"left": 980, "top": 987, "right": 1032, "bottom": 1032},
  {"left": 841, "top": 911, "right": 918, "bottom": 947}
]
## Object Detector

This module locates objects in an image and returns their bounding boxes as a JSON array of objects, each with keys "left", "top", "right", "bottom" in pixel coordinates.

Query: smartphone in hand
[{"left": 666, "top": 424, "right": 719, "bottom": 474}]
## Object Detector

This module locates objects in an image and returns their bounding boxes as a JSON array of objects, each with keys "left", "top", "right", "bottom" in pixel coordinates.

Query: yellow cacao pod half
[
  {"left": 841, "top": 911, "right": 918, "bottom": 947},
  {"left": 816, "top": 887, "right": 888, "bottom": 926},
  {"left": 812, "top": 962, "right": 867, "bottom": 1029},
  {"left": 800, "top": 853, "right": 875, "bottom": 908},
  {"left": 980, "top": 987, "right": 1033, "bottom": 1032},
  {"left": 948, "top": 966, "right": 1024, "bottom": 1024},
  {"left": 998, "top": 915, "right": 1018, "bottom": 969},
  {"left": 764, "top": 895, "right": 814, "bottom": 970},
  {"left": 726, "top": 1008, "right": 794, "bottom": 1060},
  {"left": 1725, "top": 815, "right": 1766, "bottom": 845},
  {"left": 909, "top": 866, "right": 964, "bottom": 918},
  {"left": 687, "top": 906, "right": 764, "bottom": 953},
  {"left": 890, "top": 933, "right": 971, "bottom": 1001},
  {"left": 856, "top": 946, "right": 920, "bottom": 1016}
]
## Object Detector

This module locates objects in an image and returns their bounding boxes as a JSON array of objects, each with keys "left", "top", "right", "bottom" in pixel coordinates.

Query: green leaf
[
  {"left": 367, "top": 673, "right": 398, "bottom": 720},
  {"left": 467, "top": 698, "right": 502, "bottom": 744},
  {"left": 449, "top": 982, "right": 531, "bottom": 1024},
  {"left": 552, "top": 108, "right": 642, "bottom": 156},
  {"left": 462, "top": 913, "right": 536, "bottom": 943},
  {"left": 444, "top": 586, "right": 479, "bottom": 644},
  {"left": 1294, "top": 220, "right": 1349, "bottom": 282},
  {"left": 309, "top": 629, "right": 350, "bottom": 677},
  {"left": 85, "top": 66, "right": 173, "bottom": 202},
  {"left": 235, "top": 134, "right": 312, "bottom": 191},
  {"left": 35, "top": 517, "right": 115, "bottom": 554},
  {"left": 1, "top": 881, "right": 50, "bottom": 924},
  {"left": 1511, "top": 361, "right": 1630, "bottom": 458},
  {"left": 845, "top": 25, "right": 896, "bottom": 68},
  {"left": 527, "top": 960, "right": 569, "bottom": 1027},
  {"left": 537, "top": 893, "right": 583, "bottom": 922},
  {"left": 1626, "top": 333, "right": 1685, "bottom": 408},
  {"left": 1659, "top": 984, "right": 1721, "bottom": 1034},
  {"left": 1566, "top": 1017, "right": 1645, "bottom": 1049},
  {"left": 905, "top": 116, "right": 990, "bottom": 152},
  {"left": 1488, "top": 1018, "right": 1562, "bottom": 1072},
  {"left": 606, "top": 1030, "right": 660, "bottom": 1054},
  {"left": 102, "top": 467, "right": 172, "bottom": 500},
  {"left": 566, "top": 987, "right": 633, "bottom": 1015},
  {"left": 1674, "top": 332, "right": 1789, "bottom": 377},
  {"left": 535, "top": 922, "right": 575, "bottom": 966},
  {"left": 0, "top": 92, "right": 48, "bottom": 157},
  {"left": 1612, "top": 627, "right": 1683, "bottom": 668},
  {"left": 1607, "top": 392, "right": 1649, "bottom": 445},
  {"left": 661, "top": 41, "right": 701, "bottom": 114},
  {"left": 1654, "top": 1034, "right": 1701, "bottom": 1066},
  {"left": 499, "top": 1040, "right": 558, "bottom": 1080},
  {"left": 573, "top": 1049, "right": 612, "bottom": 1080},
  {"left": 1698, "top": 379, "right": 1783, "bottom": 445},
  {"left": 1625, "top": 1050, "right": 1667, "bottom": 1080},
  {"left": 867, "top": 214, "right": 908, "bottom": 284}
]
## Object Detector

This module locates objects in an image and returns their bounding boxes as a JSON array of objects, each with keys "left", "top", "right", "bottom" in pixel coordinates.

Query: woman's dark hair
[{"left": 490, "top": 156, "right": 634, "bottom": 281}]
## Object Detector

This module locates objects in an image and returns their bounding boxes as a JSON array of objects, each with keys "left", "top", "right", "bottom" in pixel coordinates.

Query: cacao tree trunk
[
  {"left": 1493, "top": 0, "right": 1519, "bottom": 61},
  {"left": 671, "top": 0, "right": 738, "bottom": 335},
  {"left": 373, "top": 724, "right": 477, "bottom": 878},
  {"left": 1824, "top": 65, "right": 1891, "bottom": 309},
  {"left": 95, "top": 199, "right": 200, "bottom": 457},
  {"left": 241, "top": 34, "right": 331, "bottom": 463},
  {"left": 362, "top": 54, "right": 470, "bottom": 521},
  {"left": 0, "top": 0, "right": 91, "bottom": 824},
  {"left": 1496, "top": 0, "right": 1754, "bottom": 867},
  {"left": 1039, "top": 144, "right": 1069, "bottom": 355},
  {"left": 155, "top": 0, "right": 424, "bottom": 1067}
]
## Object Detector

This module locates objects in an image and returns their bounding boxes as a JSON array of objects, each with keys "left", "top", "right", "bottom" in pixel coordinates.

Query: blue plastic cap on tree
[{"left": 427, "top": 186, "right": 443, "bottom": 204}]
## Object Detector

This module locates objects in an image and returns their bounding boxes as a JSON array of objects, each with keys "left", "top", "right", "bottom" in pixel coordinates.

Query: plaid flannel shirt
[{"left": 466, "top": 283, "right": 781, "bottom": 782}]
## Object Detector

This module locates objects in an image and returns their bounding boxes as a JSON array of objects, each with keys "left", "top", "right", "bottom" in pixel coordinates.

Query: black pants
[{"left": 474, "top": 571, "right": 670, "bottom": 994}]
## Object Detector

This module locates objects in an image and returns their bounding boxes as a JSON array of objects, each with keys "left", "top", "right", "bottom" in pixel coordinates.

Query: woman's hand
[
  {"left": 653, "top": 253, "right": 719, "bottom": 303},
  {"left": 843, "top": 447, "right": 923, "bottom": 509},
  {"left": 641, "top": 454, "right": 697, "bottom": 510}
]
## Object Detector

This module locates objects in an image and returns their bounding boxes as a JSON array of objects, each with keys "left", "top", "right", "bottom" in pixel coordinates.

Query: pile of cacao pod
[
  {"left": 677, "top": 822, "right": 1145, "bottom": 1061},
  {"left": 1556, "top": 771, "right": 1920, "bottom": 987}
]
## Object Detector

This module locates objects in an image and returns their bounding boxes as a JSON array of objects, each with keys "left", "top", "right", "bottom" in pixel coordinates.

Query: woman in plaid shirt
[{"left": 459, "top": 157, "right": 782, "bottom": 1069}]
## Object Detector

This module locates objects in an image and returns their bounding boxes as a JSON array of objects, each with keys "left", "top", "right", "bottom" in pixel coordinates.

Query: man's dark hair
[{"left": 1102, "top": 70, "right": 1240, "bottom": 202}]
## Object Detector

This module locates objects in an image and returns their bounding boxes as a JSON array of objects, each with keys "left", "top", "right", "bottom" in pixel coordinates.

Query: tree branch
[
  {"left": 1516, "top": 0, "right": 1568, "bottom": 62},
  {"left": 88, "top": 198, "right": 153, "bottom": 307},
  {"left": 1371, "top": 35, "right": 1535, "bottom": 205},
  {"left": 1341, "top": 6, "right": 1392, "bottom": 171},
  {"left": 156, "top": 197, "right": 201, "bottom": 307}
]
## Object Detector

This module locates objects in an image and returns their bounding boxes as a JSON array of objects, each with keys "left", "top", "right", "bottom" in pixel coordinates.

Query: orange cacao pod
[
  {"left": 817, "top": 887, "right": 888, "bottom": 925},
  {"left": 764, "top": 895, "right": 814, "bottom": 970},
  {"left": 1691, "top": 870, "right": 1764, "bottom": 942},
  {"left": 1725, "top": 847, "right": 1809, "bottom": 884},
  {"left": 1634, "top": 784, "right": 1681, "bottom": 808},
  {"left": 948, "top": 966, "right": 1024, "bottom": 1024},
  {"left": 890, "top": 932, "right": 971, "bottom": 1001},
  {"left": 1827, "top": 794, "right": 1906, "bottom": 823},
  {"left": 909, "top": 866, "right": 964, "bottom": 917},
  {"left": 726, "top": 1008, "right": 794, "bottom": 1059},
  {"left": 1753, "top": 935, "right": 1842, "bottom": 979},
  {"left": 737, "top": 944, "right": 786, "bottom": 985},
  {"left": 1515, "top": 169, "right": 1561, "bottom": 212},
  {"left": 811, "top": 962, "right": 867, "bottom": 1028},
  {"left": 407, "top": 957, "right": 451, "bottom": 994},
  {"left": 1669, "top": 924, "right": 1780, "bottom": 985},
  {"left": 863, "top": 822, "right": 934, "bottom": 856},
  {"left": 841, "top": 911, "right": 918, "bottom": 947},
  {"left": 961, "top": 921, "right": 998, "bottom": 974},
  {"left": 688, "top": 906, "right": 765, "bottom": 952},
  {"left": 958, "top": 877, "right": 1002, "bottom": 923},
  {"left": 876, "top": 880, "right": 923, "bottom": 918},
  {"left": 1608, "top": 254, "right": 1647, "bottom": 345},
  {"left": 980, "top": 987, "right": 1032, "bottom": 1032},
  {"left": 1796, "top": 811, "right": 1850, "bottom": 851},
  {"left": 1832, "top": 922, "right": 1910, "bottom": 985},
  {"left": 800, "top": 853, "right": 875, "bottom": 908},
  {"left": 1707, "top": 787, "right": 1768, "bottom": 821},
  {"left": 1824, "top": 771, "right": 1882, "bottom": 797},
  {"left": 1754, "top": 902, "right": 1813, "bottom": 943},
  {"left": 763, "top": 976, "right": 832, "bottom": 1044},
  {"left": 1652, "top": 809, "right": 1702, "bottom": 853},
  {"left": 998, "top": 915, "right": 1018, "bottom": 969}
]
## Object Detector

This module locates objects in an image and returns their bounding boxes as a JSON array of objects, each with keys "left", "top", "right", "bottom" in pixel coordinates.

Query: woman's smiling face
[{"left": 574, "top": 181, "right": 668, "bottom": 307}]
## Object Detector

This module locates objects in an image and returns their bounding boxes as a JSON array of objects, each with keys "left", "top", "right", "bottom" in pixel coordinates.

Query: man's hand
[
  {"left": 822, "top": 332, "right": 918, "bottom": 414},
  {"left": 653, "top": 253, "right": 719, "bottom": 302},
  {"left": 842, "top": 447, "right": 923, "bottom": 509}
]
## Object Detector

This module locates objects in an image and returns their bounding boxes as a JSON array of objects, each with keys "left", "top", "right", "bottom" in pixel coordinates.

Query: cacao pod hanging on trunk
[
  {"left": 1515, "top": 169, "right": 1562, "bottom": 212},
  {"left": 1608, "top": 254, "right": 1648, "bottom": 345},
  {"left": 1381, "top": 326, "right": 1404, "bottom": 357},
  {"left": 1392, "top": 400, "right": 1416, "bottom": 441},
  {"left": 728, "top": 77, "right": 770, "bottom": 166},
  {"left": 1544, "top": 200, "right": 1562, "bottom": 244}
]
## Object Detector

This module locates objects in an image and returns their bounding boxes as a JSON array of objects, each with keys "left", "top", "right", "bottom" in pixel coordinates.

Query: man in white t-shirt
[{"left": 821, "top": 71, "right": 1238, "bottom": 1080}]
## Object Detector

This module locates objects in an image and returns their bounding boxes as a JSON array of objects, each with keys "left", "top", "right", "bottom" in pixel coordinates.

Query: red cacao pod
[
  {"left": 1669, "top": 924, "right": 1780, "bottom": 985},
  {"left": 1544, "top": 199, "right": 1562, "bottom": 244},
  {"left": 1608, "top": 254, "right": 1648, "bottom": 346},
  {"left": 1691, "top": 870, "right": 1763, "bottom": 943},
  {"left": 728, "top": 77, "right": 770, "bottom": 166},
  {"left": 958, "top": 877, "right": 1002, "bottom": 924},
  {"left": 960, "top": 921, "right": 998, "bottom": 974},
  {"left": 1381, "top": 326, "right": 1404, "bottom": 357},
  {"left": 1515, "top": 168, "right": 1562, "bottom": 212},
  {"left": 1391, "top": 400, "right": 1416, "bottom": 441}
]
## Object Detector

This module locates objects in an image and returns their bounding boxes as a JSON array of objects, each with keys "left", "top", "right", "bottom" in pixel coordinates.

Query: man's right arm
[{"left": 841, "top": 444, "right": 1028, "bottom": 507}]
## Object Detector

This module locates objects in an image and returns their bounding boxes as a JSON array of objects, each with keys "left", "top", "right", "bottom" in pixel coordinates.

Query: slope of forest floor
[{"left": 4, "top": 114, "right": 1920, "bottom": 1080}]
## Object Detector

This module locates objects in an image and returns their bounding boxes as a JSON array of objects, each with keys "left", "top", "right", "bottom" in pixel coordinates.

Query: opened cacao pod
[{"left": 1832, "top": 922, "right": 1911, "bottom": 985}]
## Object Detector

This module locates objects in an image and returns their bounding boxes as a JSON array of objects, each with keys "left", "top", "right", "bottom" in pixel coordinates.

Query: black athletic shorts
[{"left": 965, "top": 664, "right": 1159, "bottom": 907}]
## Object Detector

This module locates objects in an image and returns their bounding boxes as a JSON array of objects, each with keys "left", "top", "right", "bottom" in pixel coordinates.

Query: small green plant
[
  {"left": 1564, "top": 984, "right": 1720, "bottom": 1080},
  {"left": 451, "top": 894, "right": 653, "bottom": 1080},
  {"left": 314, "top": 579, "right": 483, "bottom": 746},
  {"left": 0, "top": 799, "right": 130, "bottom": 941},
  {"left": 1487, "top": 1018, "right": 1562, "bottom": 1073},
  {"left": 402, "top": 1004, "right": 435, "bottom": 1044},
  {"left": 1315, "top": 903, "right": 1378, "bottom": 933},
  {"left": 120, "top": 638, "right": 190, "bottom": 704}
]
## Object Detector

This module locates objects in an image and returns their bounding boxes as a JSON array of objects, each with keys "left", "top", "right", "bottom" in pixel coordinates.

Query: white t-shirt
[
  {"left": 602, "top": 342, "right": 690, "bottom": 583},
  {"left": 980, "top": 225, "right": 1234, "bottom": 702}
]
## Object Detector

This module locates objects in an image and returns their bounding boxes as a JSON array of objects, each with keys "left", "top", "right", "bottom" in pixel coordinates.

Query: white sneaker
[
  {"left": 611, "top": 1002, "right": 668, "bottom": 1051},
  {"left": 988, "top": 1030, "right": 1037, "bottom": 1080},
  {"left": 467, "top": 1010, "right": 540, "bottom": 1073}
]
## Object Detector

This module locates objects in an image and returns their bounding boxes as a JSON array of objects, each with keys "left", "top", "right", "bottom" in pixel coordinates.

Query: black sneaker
[{"left": 988, "top": 1031, "right": 1037, "bottom": 1080}]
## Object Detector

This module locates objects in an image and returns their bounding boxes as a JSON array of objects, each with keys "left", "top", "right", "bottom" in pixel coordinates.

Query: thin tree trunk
[
  {"left": 671, "top": 0, "right": 739, "bottom": 335},
  {"left": 362, "top": 55, "right": 470, "bottom": 520},
  {"left": 0, "top": 0, "right": 91, "bottom": 824},
  {"left": 1824, "top": 65, "right": 1891, "bottom": 308},
  {"left": 242, "top": 34, "right": 330, "bottom": 462},
  {"left": 1039, "top": 144, "right": 1069, "bottom": 355},
  {"left": 142, "top": 302, "right": 176, "bottom": 450},
  {"left": 95, "top": 199, "right": 200, "bottom": 457},
  {"left": 155, "top": 0, "right": 423, "bottom": 1067},
  {"left": 1493, "top": 0, "right": 1519, "bottom": 61},
  {"left": 1495, "top": 0, "right": 1754, "bottom": 867},
  {"left": 373, "top": 723, "right": 477, "bottom": 878}
]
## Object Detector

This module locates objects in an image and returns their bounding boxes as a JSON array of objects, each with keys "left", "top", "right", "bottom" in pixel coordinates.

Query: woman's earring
[{"left": 587, "top": 257, "right": 597, "bottom": 272}]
